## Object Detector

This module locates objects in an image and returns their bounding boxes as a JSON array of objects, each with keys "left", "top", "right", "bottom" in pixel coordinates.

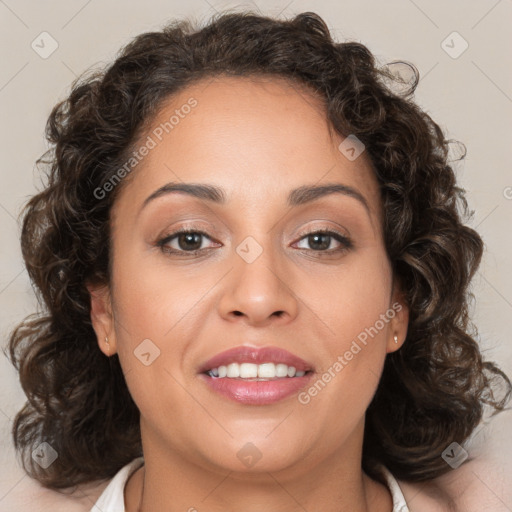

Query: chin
[{"left": 199, "top": 435, "right": 309, "bottom": 476}]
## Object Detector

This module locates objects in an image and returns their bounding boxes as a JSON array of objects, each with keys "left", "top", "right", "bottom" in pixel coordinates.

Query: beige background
[{"left": 0, "top": 0, "right": 511, "bottom": 510}]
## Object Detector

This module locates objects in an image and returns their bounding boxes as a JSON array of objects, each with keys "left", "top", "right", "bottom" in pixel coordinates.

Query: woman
[{"left": 7, "top": 10, "right": 511, "bottom": 512}]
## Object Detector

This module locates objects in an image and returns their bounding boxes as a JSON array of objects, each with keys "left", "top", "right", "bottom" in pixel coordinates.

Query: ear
[
  {"left": 87, "top": 282, "right": 117, "bottom": 356},
  {"left": 386, "top": 282, "right": 409, "bottom": 354}
]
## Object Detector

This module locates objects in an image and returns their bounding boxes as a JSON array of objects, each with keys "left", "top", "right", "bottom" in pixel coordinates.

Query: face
[{"left": 89, "top": 75, "right": 408, "bottom": 478}]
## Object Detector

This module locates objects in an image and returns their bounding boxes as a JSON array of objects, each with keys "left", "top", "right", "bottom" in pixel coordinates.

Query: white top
[{"left": 90, "top": 457, "right": 410, "bottom": 512}]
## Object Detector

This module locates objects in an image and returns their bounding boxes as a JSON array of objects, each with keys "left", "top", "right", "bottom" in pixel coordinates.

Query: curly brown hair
[{"left": 6, "top": 10, "right": 511, "bottom": 490}]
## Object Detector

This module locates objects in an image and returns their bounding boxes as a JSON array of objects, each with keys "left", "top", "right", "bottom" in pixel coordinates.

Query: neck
[
  {"left": 124, "top": 428, "right": 393, "bottom": 512},
  {"left": 130, "top": 467, "right": 391, "bottom": 512}
]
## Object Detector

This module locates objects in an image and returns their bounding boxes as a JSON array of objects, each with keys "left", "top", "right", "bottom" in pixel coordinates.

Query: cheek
[
  {"left": 110, "top": 244, "right": 208, "bottom": 342},
  {"left": 108, "top": 260, "right": 198, "bottom": 426},
  {"left": 109, "top": 250, "right": 220, "bottom": 399},
  {"left": 298, "top": 248, "right": 392, "bottom": 409},
  {"left": 308, "top": 247, "right": 393, "bottom": 347}
]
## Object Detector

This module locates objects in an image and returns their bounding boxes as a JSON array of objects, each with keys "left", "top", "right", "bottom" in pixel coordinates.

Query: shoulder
[
  {"left": 0, "top": 474, "right": 109, "bottom": 512},
  {"left": 1, "top": 457, "right": 145, "bottom": 512},
  {"left": 396, "top": 477, "right": 457, "bottom": 512},
  {"left": 397, "top": 456, "right": 512, "bottom": 512}
]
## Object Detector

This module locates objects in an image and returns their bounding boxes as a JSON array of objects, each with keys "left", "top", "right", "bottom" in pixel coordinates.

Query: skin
[{"left": 88, "top": 75, "right": 409, "bottom": 512}]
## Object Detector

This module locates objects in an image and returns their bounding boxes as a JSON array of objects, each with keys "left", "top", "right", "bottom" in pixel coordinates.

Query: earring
[
  {"left": 105, "top": 336, "right": 109, "bottom": 345},
  {"left": 394, "top": 335, "right": 398, "bottom": 344}
]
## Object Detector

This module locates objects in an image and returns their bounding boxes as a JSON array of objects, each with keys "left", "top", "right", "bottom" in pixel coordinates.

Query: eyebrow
[{"left": 141, "top": 181, "right": 371, "bottom": 215}]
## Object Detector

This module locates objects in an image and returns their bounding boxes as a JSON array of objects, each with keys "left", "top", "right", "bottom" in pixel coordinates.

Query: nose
[{"left": 217, "top": 238, "right": 299, "bottom": 327}]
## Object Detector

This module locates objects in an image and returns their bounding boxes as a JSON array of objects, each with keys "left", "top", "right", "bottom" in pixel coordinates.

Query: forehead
[{"left": 114, "top": 75, "right": 381, "bottom": 222}]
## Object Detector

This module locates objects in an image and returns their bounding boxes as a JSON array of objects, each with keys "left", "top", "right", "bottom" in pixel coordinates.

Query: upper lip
[{"left": 198, "top": 345, "right": 314, "bottom": 373}]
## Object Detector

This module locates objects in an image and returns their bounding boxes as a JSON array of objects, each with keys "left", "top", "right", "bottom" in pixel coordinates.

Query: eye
[
  {"left": 294, "top": 229, "right": 353, "bottom": 255},
  {"left": 156, "top": 229, "right": 219, "bottom": 255}
]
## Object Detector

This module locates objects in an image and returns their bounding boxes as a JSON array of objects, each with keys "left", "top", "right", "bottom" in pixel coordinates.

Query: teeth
[
  {"left": 258, "top": 363, "right": 276, "bottom": 378},
  {"left": 276, "top": 363, "right": 288, "bottom": 377},
  {"left": 240, "top": 363, "right": 258, "bottom": 378},
  {"left": 208, "top": 362, "right": 308, "bottom": 379},
  {"left": 226, "top": 363, "right": 239, "bottom": 378}
]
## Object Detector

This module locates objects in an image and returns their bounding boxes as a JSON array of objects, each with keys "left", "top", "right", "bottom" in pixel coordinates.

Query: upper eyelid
[{"left": 161, "top": 218, "right": 350, "bottom": 237}]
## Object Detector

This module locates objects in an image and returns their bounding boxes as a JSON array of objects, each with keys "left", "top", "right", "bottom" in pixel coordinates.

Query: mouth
[{"left": 198, "top": 345, "right": 314, "bottom": 405}]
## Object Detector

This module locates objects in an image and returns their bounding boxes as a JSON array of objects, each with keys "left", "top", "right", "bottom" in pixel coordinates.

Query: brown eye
[
  {"left": 157, "top": 229, "right": 217, "bottom": 255},
  {"left": 175, "top": 232, "right": 204, "bottom": 251},
  {"left": 294, "top": 230, "right": 353, "bottom": 255}
]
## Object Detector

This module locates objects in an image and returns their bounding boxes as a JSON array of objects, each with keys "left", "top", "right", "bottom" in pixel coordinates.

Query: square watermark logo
[
  {"left": 442, "top": 442, "right": 468, "bottom": 469},
  {"left": 32, "top": 442, "right": 58, "bottom": 469},
  {"left": 338, "top": 134, "right": 365, "bottom": 161},
  {"left": 237, "top": 442, "right": 262, "bottom": 468},
  {"left": 441, "top": 32, "right": 469, "bottom": 59},
  {"left": 31, "top": 32, "right": 59, "bottom": 59},
  {"left": 134, "top": 338, "right": 161, "bottom": 366},
  {"left": 236, "top": 236, "right": 263, "bottom": 264}
]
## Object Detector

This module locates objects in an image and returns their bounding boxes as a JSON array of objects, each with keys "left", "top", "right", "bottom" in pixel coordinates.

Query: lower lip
[{"left": 199, "top": 373, "right": 313, "bottom": 405}]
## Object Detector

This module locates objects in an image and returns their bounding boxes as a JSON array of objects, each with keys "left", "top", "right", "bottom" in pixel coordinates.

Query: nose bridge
[
  {"left": 236, "top": 232, "right": 280, "bottom": 288},
  {"left": 219, "top": 230, "right": 298, "bottom": 325}
]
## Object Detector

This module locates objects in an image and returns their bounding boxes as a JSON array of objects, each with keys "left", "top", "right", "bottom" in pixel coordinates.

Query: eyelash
[{"left": 155, "top": 228, "right": 353, "bottom": 257}]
